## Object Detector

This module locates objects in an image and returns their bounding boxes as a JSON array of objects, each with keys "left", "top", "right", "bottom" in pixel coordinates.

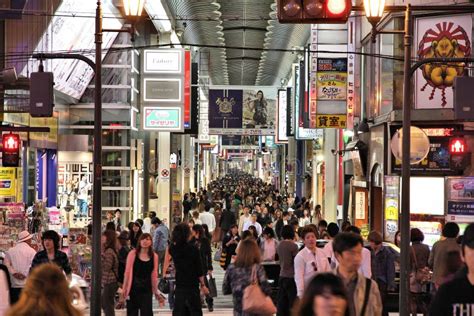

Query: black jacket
[
  {"left": 275, "top": 219, "right": 285, "bottom": 239},
  {"left": 220, "top": 210, "right": 236, "bottom": 231},
  {"left": 192, "top": 237, "right": 213, "bottom": 272}
]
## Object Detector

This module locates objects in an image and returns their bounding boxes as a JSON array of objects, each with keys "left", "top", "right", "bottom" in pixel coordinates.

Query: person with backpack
[
  {"left": 101, "top": 230, "right": 119, "bottom": 316},
  {"left": 333, "top": 232, "right": 382, "bottom": 316}
]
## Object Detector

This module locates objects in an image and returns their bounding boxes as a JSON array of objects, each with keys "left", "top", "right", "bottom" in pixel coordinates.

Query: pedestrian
[
  {"left": 313, "top": 204, "right": 322, "bottom": 224},
  {"left": 322, "top": 222, "right": 340, "bottom": 269},
  {"left": 429, "top": 222, "right": 462, "bottom": 290},
  {"left": 243, "top": 213, "right": 263, "bottom": 236},
  {"left": 150, "top": 217, "right": 160, "bottom": 242},
  {"left": 121, "top": 233, "right": 164, "bottom": 316},
  {"left": 409, "top": 228, "right": 431, "bottom": 314},
  {"left": 298, "top": 209, "right": 311, "bottom": 228},
  {"left": 275, "top": 211, "right": 290, "bottom": 240},
  {"left": 6, "top": 263, "right": 81, "bottom": 316},
  {"left": 344, "top": 225, "right": 372, "bottom": 278},
  {"left": 31, "top": 230, "right": 72, "bottom": 279},
  {"left": 114, "top": 209, "right": 123, "bottom": 232},
  {"left": 183, "top": 193, "right": 192, "bottom": 221},
  {"left": 3, "top": 231, "right": 36, "bottom": 304},
  {"left": 318, "top": 219, "right": 328, "bottom": 237},
  {"left": 223, "top": 239, "right": 272, "bottom": 316},
  {"left": 222, "top": 224, "right": 241, "bottom": 270},
  {"left": 367, "top": 231, "right": 395, "bottom": 316},
  {"left": 191, "top": 224, "right": 214, "bottom": 312},
  {"left": 199, "top": 205, "right": 216, "bottom": 233},
  {"left": 152, "top": 217, "right": 169, "bottom": 275},
  {"left": 238, "top": 206, "right": 251, "bottom": 234},
  {"left": 295, "top": 273, "right": 349, "bottom": 316},
  {"left": 276, "top": 225, "right": 298, "bottom": 316},
  {"left": 294, "top": 226, "right": 331, "bottom": 298},
  {"left": 430, "top": 223, "right": 474, "bottom": 316},
  {"left": 0, "top": 263, "right": 10, "bottom": 316},
  {"left": 101, "top": 230, "right": 119, "bottom": 316},
  {"left": 192, "top": 210, "right": 202, "bottom": 225},
  {"left": 117, "top": 231, "right": 131, "bottom": 286},
  {"left": 260, "top": 226, "right": 279, "bottom": 262},
  {"left": 129, "top": 221, "right": 143, "bottom": 249},
  {"left": 220, "top": 208, "right": 236, "bottom": 241},
  {"left": 333, "top": 232, "right": 382, "bottom": 316},
  {"left": 162, "top": 247, "right": 176, "bottom": 310},
  {"left": 169, "top": 223, "right": 209, "bottom": 316}
]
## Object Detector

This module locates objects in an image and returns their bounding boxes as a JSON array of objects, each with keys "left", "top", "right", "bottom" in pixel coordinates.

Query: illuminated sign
[
  {"left": 316, "top": 114, "right": 347, "bottom": 128},
  {"left": 143, "top": 78, "right": 182, "bottom": 102},
  {"left": 143, "top": 107, "right": 183, "bottom": 131},
  {"left": 422, "top": 128, "right": 454, "bottom": 137},
  {"left": 143, "top": 49, "right": 183, "bottom": 74},
  {"left": 450, "top": 138, "right": 467, "bottom": 154},
  {"left": 277, "top": 89, "right": 288, "bottom": 143}
]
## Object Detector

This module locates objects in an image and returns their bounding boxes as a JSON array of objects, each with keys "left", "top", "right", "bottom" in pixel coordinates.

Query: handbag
[
  {"left": 219, "top": 250, "right": 227, "bottom": 269},
  {"left": 409, "top": 248, "right": 431, "bottom": 292},
  {"left": 214, "top": 248, "right": 222, "bottom": 262},
  {"left": 158, "top": 278, "right": 170, "bottom": 294},
  {"left": 242, "top": 265, "right": 277, "bottom": 315},
  {"left": 207, "top": 275, "right": 218, "bottom": 298}
]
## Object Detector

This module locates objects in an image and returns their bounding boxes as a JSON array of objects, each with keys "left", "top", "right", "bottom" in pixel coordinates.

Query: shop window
[
  {"left": 102, "top": 150, "right": 131, "bottom": 167},
  {"left": 102, "top": 170, "right": 131, "bottom": 187},
  {"left": 102, "top": 190, "right": 131, "bottom": 208}
]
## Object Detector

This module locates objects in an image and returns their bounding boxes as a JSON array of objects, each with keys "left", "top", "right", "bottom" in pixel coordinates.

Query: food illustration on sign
[{"left": 418, "top": 21, "right": 471, "bottom": 107}]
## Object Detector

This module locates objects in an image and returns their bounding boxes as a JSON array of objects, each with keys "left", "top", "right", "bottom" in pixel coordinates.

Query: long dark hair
[
  {"left": 135, "top": 233, "right": 154, "bottom": 259},
  {"left": 171, "top": 223, "right": 191, "bottom": 249},
  {"left": 192, "top": 224, "right": 205, "bottom": 240},
  {"left": 296, "top": 273, "right": 349, "bottom": 316}
]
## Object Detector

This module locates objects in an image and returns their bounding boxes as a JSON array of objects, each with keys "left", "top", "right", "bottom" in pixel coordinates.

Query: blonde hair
[{"left": 6, "top": 263, "right": 81, "bottom": 316}]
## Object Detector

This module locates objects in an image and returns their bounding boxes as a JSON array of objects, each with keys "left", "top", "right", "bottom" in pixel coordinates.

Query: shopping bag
[
  {"left": 242, "top": 265, "right": 276, "bottom": 314},
  {"left": 207, "top": 275, "right": 218, "bottom": 298},
  {"left": 219, "top": 251, "right": 227, "bottom": 269},
  {"left": 214, "top": 248, "right": 222, "bottom": 262}
]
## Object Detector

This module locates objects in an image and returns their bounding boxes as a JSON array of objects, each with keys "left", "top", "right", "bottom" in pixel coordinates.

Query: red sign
[
  {"left": 184, "top": 50, "right": 191, "bottom": 129},
  {"left": 2, "top": 134, "right": 19, "bottom": 152},
  {"left": 449, "top": 138, "right": 467, "bottom": 154}
]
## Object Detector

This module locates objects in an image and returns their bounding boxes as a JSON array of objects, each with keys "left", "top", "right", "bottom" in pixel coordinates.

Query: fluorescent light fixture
[
  {"left": 170, "top": 31, "right": 182, "bottom": 48},
  {"left": 145, "top": 0, "right": 172, "bottom": 32}
]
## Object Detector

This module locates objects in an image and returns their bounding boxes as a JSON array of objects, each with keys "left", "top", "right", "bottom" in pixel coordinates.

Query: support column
[
  {"left": 181, "top": 135, "right": 192, "bottom": 194},
  {"left": 323, "top": 129, "right": 337, "bottom": 222},
  {"left": 287, "top": 136, "right": 296, "bottom": 195},
  {"left": 157, "top": 132, "right": 171, "bottom": 224}
]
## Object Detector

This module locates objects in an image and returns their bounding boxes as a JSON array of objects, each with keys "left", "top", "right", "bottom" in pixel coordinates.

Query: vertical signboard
[
  {"left": 184, "top": 50, "right": 191, "bottom": 129},
  {"left": 277, "top": 89, "right": 288, "bottom": 143},
  {"left": 347, "top": 18, "right": 356, "bottom": 130}
]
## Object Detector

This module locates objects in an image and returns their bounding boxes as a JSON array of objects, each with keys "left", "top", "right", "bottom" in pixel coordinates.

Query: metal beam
[
  {"left": 222, "top": 26, "right": 267, "bottom": 32},
  {"left": 0, "top": 126, "right": 50, "bottom": 132}
]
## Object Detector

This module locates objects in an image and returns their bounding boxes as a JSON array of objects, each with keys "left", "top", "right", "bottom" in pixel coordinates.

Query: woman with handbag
[
  {"left": 409, "top": 228, "right": 431, "bottom": 315},
  {"left": 120, "top": 233, "right": 165, "bottom": 316},
  {"left": 223, "top": 239, "right": 274, "bottom": 316},
  {"left": 191, "top": 224, "right": 214, "bottom": 312},
  {"left": 101, "top": 230, "right": 119, "bottom": 316},
  {"left": 222, "top": 224, "right": 240, "bottom": 270}
]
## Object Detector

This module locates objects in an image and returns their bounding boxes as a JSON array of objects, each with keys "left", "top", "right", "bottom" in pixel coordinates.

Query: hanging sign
[
  {"left": 143, "top": 107, "right": 183, "bottom": 132},
  {"left": 316, "top": 114, "right": 347, "bottom": 128},
  {"left": 316, "top": 58, "right": 348, "bottom": 101}
]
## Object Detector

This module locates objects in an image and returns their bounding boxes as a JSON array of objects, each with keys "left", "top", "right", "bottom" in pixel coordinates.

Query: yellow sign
[
  {"left": 316, "top": 114, "right": 347, "bottom": 128},
  {"left": 317, "top": 72, "right": 347, "bottom": 100},
  {"left": 385, "top": 198, "right": 399, "bottom": 221},
  {"left": 0, "top": 168, "right": 17, "bottom": 197},
  {"left": 30, "top": 116, "right": 58, "bottom": 148}
]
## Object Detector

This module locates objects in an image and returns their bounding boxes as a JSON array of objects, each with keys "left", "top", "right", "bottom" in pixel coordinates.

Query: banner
[
  {"left": 317, "top": 58, "right": 348, "bottom": 100},
  {"left": 277, "top": 89, "right": 288, "bottom": 143},
  {"left": 415, "top": 15, "right": 472, "bottom": 109},
  {"left": 208, "top": 86, "right": 277, "bottom": 135}
]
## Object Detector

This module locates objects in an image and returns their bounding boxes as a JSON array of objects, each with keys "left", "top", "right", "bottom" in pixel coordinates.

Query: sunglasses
[{"left": 311, "top": 261, "right": 318, "bottom": 272}]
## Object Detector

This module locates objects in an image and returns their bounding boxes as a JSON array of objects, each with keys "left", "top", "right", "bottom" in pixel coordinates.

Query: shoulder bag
[{"left": 242, "top": 264, "right": 276, "bottom": 315}]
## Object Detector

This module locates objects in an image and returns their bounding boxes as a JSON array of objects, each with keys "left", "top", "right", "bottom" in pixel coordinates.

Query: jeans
[
  {"left": 127, "top": 291, "right": 153, "bottom": 316},
  {"left": 173, "top": 287, "right": 202, "bottom": 316},
  {"left": 101, "top": 282, "right": 118, "bottom": 316},
  {"left": 277, "top": 277, "right": 297, "bottom": 316},
  {"left": 157, "top": 250, "right": 166, "bottom": 275},
  {"left": 168, "top": 279, "right": 176, "bottom": 310}
]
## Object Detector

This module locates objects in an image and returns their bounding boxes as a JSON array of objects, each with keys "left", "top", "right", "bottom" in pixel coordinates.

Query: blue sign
[{"left": 447, "top": 201, "right": 474, "bottom": 216}]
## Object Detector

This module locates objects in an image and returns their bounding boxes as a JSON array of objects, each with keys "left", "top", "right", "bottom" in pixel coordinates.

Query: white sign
[
  {"left": 347, "top": 18, "right": 356, "bottom": 130},
  {"left": 277, "top": 89, "right": 288, "bottom": 143},
  {"left": 415, "top": 15, "right": 472, "bottom": 109},
  {"left": 297, "top": 128, "right": 324, "bottom": 140},
  {"left": 143, "top": 78, "right": 182, "bottom": 102},
  {"left": 143, "top": 49, "right": 183, "bottom": 74},
  {"left": 355, "top": 191, "right": 366, "bottom": 220},
  {"left": 390, "top": 126, "right": 430, "bottom": 165},
  {"left": 198, "top": 97, "right": 210, "bottom": 142}
]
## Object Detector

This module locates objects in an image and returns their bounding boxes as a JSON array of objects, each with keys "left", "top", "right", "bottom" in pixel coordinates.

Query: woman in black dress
[
  {"left": 222, "top": 224, "right": 240, "bottom": 270},
  {"left": 191, "top": 224, "right": 214, "bottom": 312}
]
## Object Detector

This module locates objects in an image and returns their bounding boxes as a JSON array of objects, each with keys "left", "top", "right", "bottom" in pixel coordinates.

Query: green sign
[{"left": 143, "top": 107, "right": 182, "bottom": 131}]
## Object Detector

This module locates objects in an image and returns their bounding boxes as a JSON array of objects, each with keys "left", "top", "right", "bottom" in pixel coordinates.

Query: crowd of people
[{"left": 0, "top": 171, "right": 474, "bottom": 316}]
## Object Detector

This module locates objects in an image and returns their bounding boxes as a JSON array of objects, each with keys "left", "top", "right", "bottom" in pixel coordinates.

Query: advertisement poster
[
  {"left": 317, "top": 58, "right": 348, "bottom": 101},
  {"left": 143, "top": 107, "right": 183, "bottom": 132},
  {"left": 0, "top": 168, "right": 16, "bottom": 197},
  {"left": 447, "top": 177, "right": 474, "bottom": 199},
  {"left": 221, "top": 135, "right": 259, "bottom": 149},
  {"left": 415, "top": 15, "right": 472, "bottom": 109},
  {"left": 316, "top": 114, "right": 347, "bottom": 128},
  {"left": 277, "top": 89, "right": 288, "bottom": 143},
  {"left": 208, "top": 86, "right": 277, "bottom": 135},
  {"left": 384, "top": 175, "right": 400, "bottom": 242}
]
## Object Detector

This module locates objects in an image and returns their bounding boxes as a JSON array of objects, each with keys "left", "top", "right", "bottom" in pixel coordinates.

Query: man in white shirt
[
  {"left": 238, "top": 206, "right": 251, "bottom": 234},
  {"left": 4, "top": 231, "right": 37, "bottom": 303},
  {"left": 294, "top": 226, "right": 331, "bottom": 298},
  {"left": 199, "top": 205, "right": 216, "bottom": 233},
  {"left": 242, "top": 213, "right": 263, "bottom": 236},
  {"left": 343, "top": 225, "right": 372, "bottom": 278}
]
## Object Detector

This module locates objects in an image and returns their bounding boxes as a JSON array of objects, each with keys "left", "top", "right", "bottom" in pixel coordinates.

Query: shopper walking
[
  {"left": 333, "top": 232, "right": 382, "bottom": 316},
  {"left": 409, "top": 228, "right": 431, "bottom": 315},
  {"left": 430, "top": 223, "right": 474, "bottom": 316},
  {"left": 129, "top": 221, "right": 143, "bottom": 249},
  {"left": 6, "top": 263, "right": 81, "bottom": 316},
  {"left": 191, "top": 224, "right": 214, "bottom": 312},
  {"left": 121, "top": 233, "right": 164, "bottom": 316},
  {"left": 152, "top": 217, "right": 169, "bottom": 275},
  {"left": 170, "top": 223, "right": 209, "bottom": 316},
  {"left": 223, "top": 239, "right": 272, "bottom": 316},
  {"left": 101, "top": 230, "right": 119, "bottom": 316},
  {"left": 220, "top": 208, "right": 236, "bottom": 240},
  {"left": 162, "top": 247, "right": 177, "bottom": 310},
  {"left": 322, "top": 222, "right": 340, "bottom": 269},
  {"left": 117, "top": 231, "right": 131, "bottom": 286},
  {"left": 294, "top": 226, "right": 331, "bottom": 298},
  {"left": 260, "top": 226, "right": 279, "bottom": 262},
  {"left": 429, "top": 222, "right": 461, "bottom": 289},
  {"left": 0, "top": 264, "right": 10, "bottom": 316},
  {"left": 295, "top": 273, "right": 349, "bottom": 316},
  {"left": 238, "top": 206, "right": 251, "bottom": 234},
  {"left": 4, "top": 231, "right": 36, "bottom": 304},
  {"left": 276, "top": 225, "right": 298, "bottom": 316},
  {"left": 199, "top": 206, "right": 216, "bottom": 233},
  {"left": 222, "top": 224, "right": 240, "bottom": 270},
  {"left": 31, "top": 230, "right": 72, "bottom": 279}
]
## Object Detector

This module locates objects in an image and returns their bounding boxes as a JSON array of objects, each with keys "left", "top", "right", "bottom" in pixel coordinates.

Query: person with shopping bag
[{"left": 223, "top": 239, "right": 275, "bottom": 316}]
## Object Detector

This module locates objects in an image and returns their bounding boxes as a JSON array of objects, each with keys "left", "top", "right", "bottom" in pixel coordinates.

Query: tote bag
[{"left": 242, "top": 265, "right": 276, "bottom": 315}]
